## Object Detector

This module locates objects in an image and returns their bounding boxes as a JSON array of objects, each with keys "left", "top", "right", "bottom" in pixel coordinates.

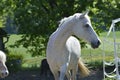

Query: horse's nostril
[
  {"left": 97, "top": 40, "right": 101, "bottom": 45},
  {"left": 91, "top": 40, "right": 101, "bottom": 49},
  {"left": 5, "top": 72, "right": 8, "bottom": 75}
]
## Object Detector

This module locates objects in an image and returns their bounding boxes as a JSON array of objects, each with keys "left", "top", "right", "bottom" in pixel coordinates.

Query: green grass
[
  {"left": 82, "top": 31, "right": 120, "bottom": 80},
  {"left": 80, "top": 31, "right": 120, "bottom": 70},
  {"left": 5, "top": 31, "right": 120, "bottom": 70},
  {"left": 5, "top": 34, "right": 43, "bottom": 68},
  {"left": 22, "top": 56, "right": 45, "bottom": 68},
  {"left": 4, "top": 31, "right": 120, "bottom": 80}
]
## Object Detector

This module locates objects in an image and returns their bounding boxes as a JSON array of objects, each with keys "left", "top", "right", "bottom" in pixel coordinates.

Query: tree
[{"left": 0, "top": 0, "right": 120, "bottom": 56}]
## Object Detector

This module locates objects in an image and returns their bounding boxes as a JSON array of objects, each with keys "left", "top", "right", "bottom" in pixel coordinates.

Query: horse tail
[{"left": 78, "top": 58, "right": 90, "bottom": 77}]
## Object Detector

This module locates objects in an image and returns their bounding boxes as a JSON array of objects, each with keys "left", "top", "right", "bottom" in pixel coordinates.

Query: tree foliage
[{"left": 0, "top": 0, "right": 120, "bottom": 56}]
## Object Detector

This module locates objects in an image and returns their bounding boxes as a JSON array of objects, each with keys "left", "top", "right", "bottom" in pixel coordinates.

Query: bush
[{"left": 6, "top": 53, "right": 24, "bottom": 72}]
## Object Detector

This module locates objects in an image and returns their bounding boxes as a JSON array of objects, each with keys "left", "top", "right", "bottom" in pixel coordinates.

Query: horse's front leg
[
  {"left": 71, "top": 63, "right": 78, "bottom": 80},
  {"left": 59, "top": 63, "right": 69, "bottom": 80},
  {"left": 66, "top": 70, "right": 71, "bottom": 80}
]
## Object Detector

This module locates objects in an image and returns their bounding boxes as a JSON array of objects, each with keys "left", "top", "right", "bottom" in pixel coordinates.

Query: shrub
[{"left": 6, "top": 53, "right": 24, "bottom": 72}]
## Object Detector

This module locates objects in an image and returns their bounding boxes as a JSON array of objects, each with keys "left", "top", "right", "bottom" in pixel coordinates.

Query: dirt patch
[
  {"left": 79, "top": 69, "right": 103, "bottom": 80},
  {"left": 1, "top": 68, "right": 104, "bottom": 80}
]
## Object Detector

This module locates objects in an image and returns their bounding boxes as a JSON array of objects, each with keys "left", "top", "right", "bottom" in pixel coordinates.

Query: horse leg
[
  {"left": 59, "top": 63, "right": 69, "bottom": 80},
  {"left": 66, "top": 70, "right": 71, "bottom": 80},
  {"left": 71, "top": 64, "right": 78, "bottom": 80},
  {"left": 50, "top": 68, "right": 59, "bottom": 80}
]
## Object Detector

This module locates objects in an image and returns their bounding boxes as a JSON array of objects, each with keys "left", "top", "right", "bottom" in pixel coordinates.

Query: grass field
[
  {"left": 5, "top": 31, "right": 120, "bottom": 69},
  {"left": 82, "top": 31, "right": 120, "bottom": 69},
  {"left": 5, "top": 34, "right": 44, "bottom": 68}
]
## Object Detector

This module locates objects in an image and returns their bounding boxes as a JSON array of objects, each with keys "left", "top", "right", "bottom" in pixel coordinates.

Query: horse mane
[
  {"left": 0, "top": 51, "right": 6, "bottom": 62},
  {"left": 51, "top": 13, "right": 83, "bottom": 39},
  {"left": 58, "top": 17, "right": 68, "bottom": 27},
  {"left": 58, "top": 13, "right": 82, "bottom": 28}
]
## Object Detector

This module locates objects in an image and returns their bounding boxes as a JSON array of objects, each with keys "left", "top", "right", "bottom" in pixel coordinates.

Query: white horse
[
  {"left": 0, "top": 51, "right": 9, "bottom": 78},
  {"left": 46, "top": 11, "right": 101, "bottom": 80}
]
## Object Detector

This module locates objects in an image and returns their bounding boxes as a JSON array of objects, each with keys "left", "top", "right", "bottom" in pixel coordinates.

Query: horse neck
[{"left": 52, "top": 22, "right": 73, "bottom": 48}]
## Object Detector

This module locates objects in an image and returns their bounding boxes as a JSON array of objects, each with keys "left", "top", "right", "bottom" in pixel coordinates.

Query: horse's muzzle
[
  {"left": 0, "top": 71, "right": 9, "bottom": 78},
  {"left": 91, "top": 40, "right": 101, "bottom": 49}
]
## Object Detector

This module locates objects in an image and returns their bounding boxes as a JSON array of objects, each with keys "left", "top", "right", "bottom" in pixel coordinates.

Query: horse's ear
[{"left": 80, "top": 10, "right": 89, "bottom": 19}]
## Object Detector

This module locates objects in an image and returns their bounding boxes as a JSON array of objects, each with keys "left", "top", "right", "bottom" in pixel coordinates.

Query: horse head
[{"left": 72, "top": 11, "right": 101, "bottom": 48}]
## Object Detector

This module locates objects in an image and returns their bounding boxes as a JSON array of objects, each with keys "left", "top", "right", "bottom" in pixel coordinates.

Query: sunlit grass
[
  {"left": 22, "top": 56, "right": 45, "bottom": 68},
  {"left": 5, "top": 31, "right": 120, "bottom": 69}
]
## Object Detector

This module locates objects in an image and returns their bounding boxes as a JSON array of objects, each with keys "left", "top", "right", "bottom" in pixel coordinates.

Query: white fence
[{"left": 103, "top": 18, "right": 120, "bottom": 80}]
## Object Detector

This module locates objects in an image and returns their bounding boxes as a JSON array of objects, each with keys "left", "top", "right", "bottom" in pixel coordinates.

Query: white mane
[
  {"left": 58, "top": 13, "right": 82, "bottom": 28},
  {"left": 58, "top": 17, "right": 68, "bottom": 27},
  {"left": 50, "top": 13, "right": 83, "bottom": 42}
]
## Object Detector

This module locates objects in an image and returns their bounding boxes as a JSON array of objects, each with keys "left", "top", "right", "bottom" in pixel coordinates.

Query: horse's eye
[{"left": 85, "top": 24, "right": 89, "bottom": 28}]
